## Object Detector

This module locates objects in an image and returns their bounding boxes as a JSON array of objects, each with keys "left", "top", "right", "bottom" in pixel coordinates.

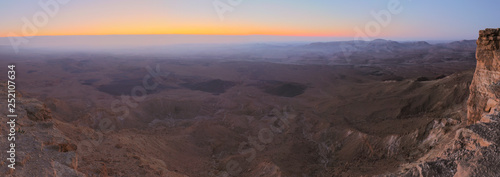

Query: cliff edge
[
  {"left": 386, "top": 28, "right": 500, "bottom": 177},
  {"left": 468, "top": 28, "right": 500, "bottom": 124}
]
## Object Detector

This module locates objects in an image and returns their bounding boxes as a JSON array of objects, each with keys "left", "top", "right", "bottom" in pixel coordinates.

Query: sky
[{"left": 0, "top": 0, "right": 499, "bottom": 41}]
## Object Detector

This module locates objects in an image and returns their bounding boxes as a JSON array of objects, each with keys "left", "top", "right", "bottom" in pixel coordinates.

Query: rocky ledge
[
  {"left": 468, "top": 28, "right": 500, "bottom": 124},
  {"left": 0, "top": 82, "right": 83, "bottom": 177},
  {"left": 385, "top": 28, "right": 500, "bottom": 177}
]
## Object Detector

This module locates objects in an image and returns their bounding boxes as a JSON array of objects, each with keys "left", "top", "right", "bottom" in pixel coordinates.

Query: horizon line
[{"left": 0, "top": 34, "right": 474, "bottom": 42}]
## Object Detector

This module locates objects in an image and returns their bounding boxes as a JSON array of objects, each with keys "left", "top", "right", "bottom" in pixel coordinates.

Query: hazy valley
[{"left": 0, "top": 37, "right": 487, "bottom": 176}]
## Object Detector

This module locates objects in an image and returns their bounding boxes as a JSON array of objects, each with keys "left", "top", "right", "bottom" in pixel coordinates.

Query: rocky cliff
[
  {"left": 468, "top": 28, "right": 500, "bottom": 124},
  {"left": 386, "top": 28, "right": 500, "bottom": 177}
]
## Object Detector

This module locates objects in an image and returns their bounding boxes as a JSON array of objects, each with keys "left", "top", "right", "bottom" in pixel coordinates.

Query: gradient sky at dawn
[{"left": 0, "top": 0, "right": 499, "bottom": 41}]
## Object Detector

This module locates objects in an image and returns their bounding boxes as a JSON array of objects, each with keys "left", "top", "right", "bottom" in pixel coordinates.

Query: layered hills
[{"left": 0, "top": 35, "right": 489, "bottom": 176}]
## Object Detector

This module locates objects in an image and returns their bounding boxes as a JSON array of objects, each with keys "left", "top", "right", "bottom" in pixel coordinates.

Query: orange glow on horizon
[
  {"left": 0, "top": 1, "right": 355, "bottom": 39},
  {"left": 2, "top": 30, "right": 353, "bottom": 38},
  {"left": 1, "top": 21, "right": 353, "bottom": 38}
]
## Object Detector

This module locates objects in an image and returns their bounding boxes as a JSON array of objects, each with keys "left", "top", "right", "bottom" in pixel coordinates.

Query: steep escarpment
[
  {"left": 468, "top": 28, "right": 500, "bottom": 124},
  {"left": 0, "top": 35, "right": 481, "bottom": 176},
  {"left": 388, "top": 28, "right": 500, "bottom": 177}
]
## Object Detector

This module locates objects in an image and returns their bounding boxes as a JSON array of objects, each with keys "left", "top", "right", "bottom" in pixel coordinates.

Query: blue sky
[{"left": 0, "top": 0, "right": 498, "bottom": 40}]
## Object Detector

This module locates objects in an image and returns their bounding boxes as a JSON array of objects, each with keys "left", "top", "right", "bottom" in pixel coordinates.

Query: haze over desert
[{"left": 1, "top": 1, "right": 500, "bottom": 177}]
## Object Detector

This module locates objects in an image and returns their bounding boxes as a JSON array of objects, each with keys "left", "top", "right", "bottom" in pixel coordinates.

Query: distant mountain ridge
[{"left": 0, "top": 36, "right": 477, "bottom": 66}]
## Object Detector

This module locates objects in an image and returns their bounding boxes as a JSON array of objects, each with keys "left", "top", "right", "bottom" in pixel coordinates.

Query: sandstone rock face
[
  {"left": 467, "top": 28, "right": 500, "bottom": 124},
  {"left": 384, "top": 28, "right": 500, "bottom": 177}
]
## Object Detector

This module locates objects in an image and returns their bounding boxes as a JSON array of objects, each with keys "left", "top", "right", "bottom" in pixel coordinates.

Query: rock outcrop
[
  {"left": 386, "top": 28, "right": 500, "bottom": 177},
  {"left": 0, "top": 82, "right": 83, "bottom": 177},
  {"left": 467, "top": 28, "right": 500, "bottom": 124}
]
